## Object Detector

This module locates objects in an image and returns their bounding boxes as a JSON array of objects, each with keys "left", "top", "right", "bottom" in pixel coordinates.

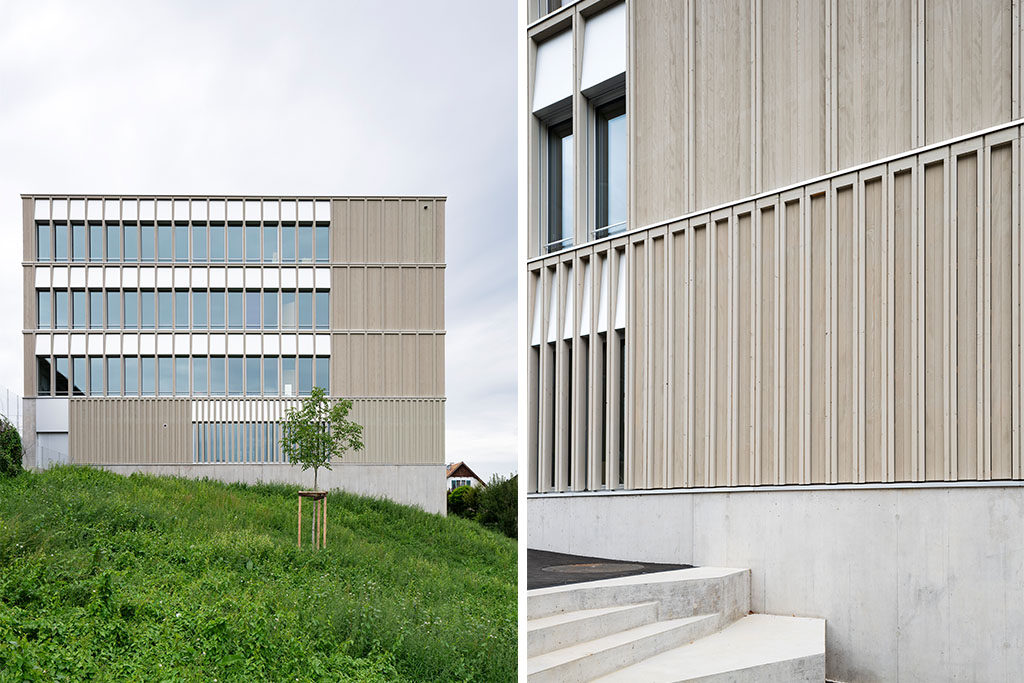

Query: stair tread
[
  {"left": 527, "top": 614, "right": 717, "bottom": 674},
  {"left": 527, "top": 601, "right": 659, "bottom": 632},
  {"left": 527, "top": 567, "right": 747, "bottom": 597},
  {"left": 593, "top": 614, "right": 826, "bottom": 682}
]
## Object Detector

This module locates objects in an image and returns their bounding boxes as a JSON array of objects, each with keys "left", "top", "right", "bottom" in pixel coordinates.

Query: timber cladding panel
[
  {"left": 529, "top": 122, "right": 1024, "bottom": 492},
  {"left": 70, "top": 398, "right": 191, "bottom": 465},
  {"left": 330, "top": 198, "right": 444, "bottom": 265}
]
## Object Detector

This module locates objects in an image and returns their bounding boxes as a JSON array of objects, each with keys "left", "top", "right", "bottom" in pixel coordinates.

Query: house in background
[{"left": 446, "top": 461, "right": 485, "bottom": 491}]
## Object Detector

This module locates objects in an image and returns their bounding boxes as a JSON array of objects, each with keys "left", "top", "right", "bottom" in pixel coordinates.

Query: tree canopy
[{"left": 280, "top": 387, "right": 364, "bottom": 490}]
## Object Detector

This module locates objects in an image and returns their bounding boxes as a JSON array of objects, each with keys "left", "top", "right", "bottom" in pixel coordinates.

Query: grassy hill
[{"left": 0, "top": 467, "right": 516, "bottom": 682}]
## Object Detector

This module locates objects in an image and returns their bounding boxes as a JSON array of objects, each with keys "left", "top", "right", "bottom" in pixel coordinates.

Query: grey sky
[{"left": 0, "top": 1, "right": 518, "bottom": 480}]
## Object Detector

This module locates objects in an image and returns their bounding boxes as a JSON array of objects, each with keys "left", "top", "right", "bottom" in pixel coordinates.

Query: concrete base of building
[
  {"left": 98, "top": 462, "right": 446, "bottom": 515},
  {"left": 528, "top": 485, "right": 1024, "bottom": 681}
]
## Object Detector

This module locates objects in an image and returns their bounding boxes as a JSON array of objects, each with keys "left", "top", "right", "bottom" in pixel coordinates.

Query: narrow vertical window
[
  {"left": 175, "top": 290, "right": 189, "bottom": 329},
  {"left": 595, "top": 98, "right": 627, "bottom": 237},
  {"left": 124, "top": 356, "right": 139, "bottom": 396},
  {"left": 315, "top": 225, "right": 329, "bottom": 262},
  {"left": 281, "top": 225, "right": 296, "bottom": 262},
  {"left": 192, "top": 290, "right": 207, "bottom": 328},
  {"left": 143, "top": 356, "right": 156, "bottom": 395},
  {"left": 90, "top": 357, "right": 103, "bottom": 395},
  {"left": 141, "top": 290, "right": 155, "bottom": 329},
  {"left": 228, "top": 356, "right": 243, "bottom": 395},
  {"left": 209, "top": 290, "right": 225, "bottom": 329},
  {"left": 298, "top": 356, "right": 313, "bottom": 395},
  {"left": 245, "top": 225, "right": 260, "bottom": 262},
  {"left": 192, "top": 224, "right": 207, "bottom": 261},
  {"left": 89, "top": 224, "right": 103, "bottom": 262},
  {"left": 54, "top": 223, "right": 68, "bottom": 262},
  {"left": 175, "top": 225, "right": 189, "bottom": 261},
  {"left": 245, "top": 356, "right": 260, "bottom": 395},
  {"left": 263, "top": 224, "right": 279, "bottom": 262},
  {"left": 37, "top": 224, "right": 51, "bottom": 261},
  {"left": 245, "top": 291, "right": 260, "bottom": 329},
  {"left": 124, "top": 291, "right": 138, "bottom": 329},
  {"left": 193, "top": 356, "right": 208, "bottom": 395},
  {"left": 123, "top": 224, "right": 138, "bottom": 262},
  {"left": 175, "top": 356, "right": 189, "bottom": 395},
  {"left": 88, "top": 290, "right": 102, "bottom": 329},
  {"left": 263, "top": 356, "right": 278, "bottom": 395},
  {"left": 282, "top": 357, "right": 296, "bottom": 396},
  {"left": 298, "top": 226, "right": 313, "bottom": 263},
  {"left": 55, "top": 357, "right": 70, "bottom": 396},
  {"left": 315, "top": 291, "right": 329, "bottom": 329},
  {"left": 55, "top": 290, "right": 69, "bottom": 328},
  {"left": 71, "top": 290, "right": 86, "bottom": 329},
  {"left": 227, "top": 225, "right": 243, "bottom": 262},
  {"left": 158, "top": 290, "right": 172, "bottom": 329},
  {"left": 106, "top": 224, "right": 121, "bottom": 261},
  {"left": 546, "top": 120, "right": 573, "bottom": 253},
  {"left": 209, "top": 224, "right": 225, "bottom": 262},
  {"left": 298, "top": 291, "right": 313, "bottom": 329},
  {"left": 227, "top": 291, "right": 243, "bottom": 329},
  {"left": 72, "top": 223, "right": 87, "bottom": 262},
  {"left": 315, "top": 356, "right": 329, "bottom": 392},
  {"left": 107, "top": 357, "right": 121, "bottom": 396},
  {"left": 158, "top": 356, "right": 172, "bottom": 395},
  {"left": 263, "top": 290, "right": 278, "bottom": 329},
  {"left": 72, "top": 356, "right": 86, "bottom": 395},
  {"left": 157, "top": 226, "right": 172, "bottom": 262},
  {"left": 37, "top": 357, "right": 51, "bottom": 395},
  {"left": 281, "top": 291, "right": 296, "bottom": 328},
  {"left": 141, "top": 225, "right": 155, "bottom": 262},
  {"left": 37, "top": 291, "right": 51, "bottom": 328},
  {"left": 210, "top": 356, "right": 226, "bottom": 396}
]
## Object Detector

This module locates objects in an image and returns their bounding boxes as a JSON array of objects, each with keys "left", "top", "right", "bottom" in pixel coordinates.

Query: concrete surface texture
[{"left": 529, "top": 485, "right": 1024, "bottom": 681}]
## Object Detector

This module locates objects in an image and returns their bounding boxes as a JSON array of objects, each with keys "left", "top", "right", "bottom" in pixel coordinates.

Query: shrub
[
  {"left": 447, "top": 484, "right": 479, "bottom": 519},
  {"left": 0, "top": 416, "right": 22, "bottom": 478},
  {"left": 476, "top": 475, "right": 517, "bottom": 539}
]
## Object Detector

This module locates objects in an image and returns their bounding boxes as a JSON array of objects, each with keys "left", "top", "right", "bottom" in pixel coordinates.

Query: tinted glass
[
  {"left": 298, "top": 226, "right": 313, "bottom": 263},
  {"left": 263, "top": 225, "right": 278, "bottom": 262},
  {"left": 90, "top": 357, "right": 103, "bottom": 395},
  {"left": 315, "top": 356, "right": 329, "bottom": 392},
  {"left": 124, "top": 356, "right": 138, "bottom": 396},
  {"left": 141, "top": 356, "right": 155, "bottom": 395},
  {"left": 228, "top": 357, "right": 243, "bottom": 395},
  {"left": 298, "top": 291, "right": 313, "bottom": 329},
  {"left": 263, "top": 291, "right": 278, "bottom": 329},
  {"left": 227, "top": 225, "right": 243, "bottom": 262},
  {"left": 55, "top": 291, "right": 68, "bottom": 328},
  {"left": 175, "top": 356, "right": 189, "bottom": 395},
  {"left": 158, "top": 291, "right": 172, "bottom": 329},
  {"left": 158, "top": 356, "right": 172, "bottom": 395},
  {"left": 315, "top": 291, "right": 329, "bottom": 329},
  {"left": 210, "top": 356, "right": 226, "bottom": 396},
  {"left": 72, "top": 290, "right": 86, "bottom": 329},
  {"left": 89, "top": 225, "right": 103, "bottom": 262},
  {"left": 37, "top": 357, "right": 51, "bottom": 395},
  {"left": 157, "top": 226, "right": 172, "bottom": 261},
  {"left": 209, "top": 290, "right": 225, "bottom": 329},
  {"left": 55, "top": 357, "right": 69, "bottom": 396},
  {"left": 89, "top": 290, "right": 102, "bottom": 329},
  {"left": 193, "top": 356, "right": 208, "bottom": 395},
  {"left": 175, "top": 291, "right": 189, "bottom": 328},
  {"left": 597, "top": 100, "right": 627, "bottom": 233},
  {"left": 54, "top": 223, "right": 68, "bottom": 261},
  {"left": 72, "top": 223, "right": 86, "bottom": 262},
  {"left": 281, "top": 291, "right": 296, "bottom": 328},
  {"left": 37, "top": 224, "right": 50, "bottom": 261},
  {"left": 245, "top": 291, "right": 260, "bottom": 329},
  {"left": 37, "top": 291, "right": 50, "bottom": 328},
  {"left": 123, "top": 224, "right": 138, "bottom": 261},
  {"left": 315, "top": 225, "right": 329, "bottom": 262},
  {"left": 106, "top": 224, "right": 120, "bottom": 261},
  {"left": 124, "top": 290, "right": 138, "bottom": 328},
  {"left": 72, "top": 356, "right": 86, "bottom": 395},
  {"left": 141, "top": 225, "right": 155, "bottom": 261},
  {"left": 281, "top": 225, "right": 296, "bottom": 262},
  {"left": 298, "top": 356, "right": 313, "bottom": 395},
  {"left": 175, "top": 226, "right": 189, "bottom": 261},
  {"left": 209, "top": 224, "right": 225, "bottom": 261},
  {"left": 263, "top": 356, "right": 278, "bottom": 395},
  {"left": 107, "top": 357, "right": 121, "bottom": 396},
  {"left": 245, "top": 356, "right": 260, "bottom": 395},
  {"left": 107, "top": 291, "right": 120, "bottom": 328},
  {"left": 192, "top": 224, "right": 207, "bottom": 261},
  {"left": 192, "top": 290, "right": 207, "bottom": 328},
  {"left": 245, "top": 225, "right": 260, "bottom": 262},
  {"left": 141, "top": 290, "right": 155, "bottom": 328},
  {"left": 227, "top": 291, "right": 242, "bottom": 329},
  {"left": 282, "top": 357, "right": 296, "bottom": 396}
]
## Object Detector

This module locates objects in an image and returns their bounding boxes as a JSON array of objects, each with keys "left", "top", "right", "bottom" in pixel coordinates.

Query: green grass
[{"left": 0, "top": 466, "right": 516, "bottom": 682}]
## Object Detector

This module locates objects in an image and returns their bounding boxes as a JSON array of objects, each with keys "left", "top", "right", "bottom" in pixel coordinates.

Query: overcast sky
[{"left": 0, "top": 1, "right": 518, "bottom": 480}]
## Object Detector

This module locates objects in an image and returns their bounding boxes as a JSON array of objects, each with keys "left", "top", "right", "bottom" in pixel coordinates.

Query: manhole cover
[{"left": 542, "top": 562, "right": 645, "bottom": 574}]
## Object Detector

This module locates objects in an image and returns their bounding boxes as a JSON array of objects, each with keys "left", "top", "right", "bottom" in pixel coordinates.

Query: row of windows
[
  {"left": 194, "top": 422, "right": 290, "bottom": 464},
  {"left": 37, "top": 355, "right": 329, "bottom": 398},
  {"left": 37, "top": 289, "right": 329, "bottom": 331},
  {"left": 35, "top": 223, "right": 330, "bottom": 264}
]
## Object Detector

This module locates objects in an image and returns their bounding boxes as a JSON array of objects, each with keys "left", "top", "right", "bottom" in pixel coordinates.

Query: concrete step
[
  {"left": 527, "top": 613, "right": 719, "bottom": 683},
  {"left": 528, "top": 601, "right": 660, "bottom": 656},
  {"left": 527, "top": 567, "right": 750, "bottom": 625},
  {"left": 593, "top": 614, "right": 826, "bottom": 682}
]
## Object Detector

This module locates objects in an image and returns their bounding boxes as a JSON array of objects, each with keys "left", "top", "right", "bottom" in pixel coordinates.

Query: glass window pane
[
  {"left": 141, "top": 290, "right": 154, "bottom": 329},
  {"left": 89, "top": 225, "right": 103, "bottom": 262},
  {"left": 245, "top": 225, "right": 260, "bottom": 262},
  {"left": 298, "top": 356, "right": 313, "bottom": 395},
  {"left": 210, "top": 356, "right": 225, "bottom": 396},
  {"left": 106, "top": 224, "right": 120, "bottom": 261},
  {"left": 227, "top": 225, "right": 243, "bottom": 262},
  {"left": 298, "top": 291, "right": 313, "bottom": 329},
  {"left": 282, "top": 357, "right": 296, "bottom": 397},
  {"left": 281, "top": 225, "right": 296, "bottom": 262},
  {"left": 192, "top": 290, "right": 207, "bottom": 328},
  {"left": 263, "top": 291, "right": 278, "bottom": 329},
  {"left": 209, "top": 290, "right": 225, "bottom": 329},
  {"left": 209, "top": 224, "right": 225, "bottom": 262},
  {"left": 54, "top": 223, "right": 68, "bottom": 262},
  {"left": 89, "top": 290, "right": 102, "bottom": 329},
  {"left": 263, "top": 224, "right": 279, "bottom": 262},
  {"left": 55, "top": 357, "right": 70, "bottom": 396},
  {"left": 245, "top": 291, "right": 260, "bottom": 329},
  {"left": 72, "top": 290, "right": 86, "bottom": 329},
  {"left": 245, "top": 356, "right": 260, "bottom": 395},
  {"left": 90, "top": 357, "right": 103, "bottom": 395},
  {"left": 175, "top": 356, "right": 189, "bottom": 395},
  {"left": 546, "top": 121, "right": 573, "bottom": 252},
  {"left": 37, "top": 357, "right": 51, "bottom": 395},
  {"left": 228, "top": 357, "right": 243, "bottom": 395},
  {"left": 315, "top": 356, "right": 329, "bottom": 393},
  {"left": 142, "top": 356, "right": 156, "bottom": 395},
  {"left": 158, "top": 356, "right": 172, "bottom": 395},
  {"left": 107, "top": 357, "right": 121, "bottom": 396},
  {"left": 141, "top": 225, "right": 155, "bottom": 262},
  {"left": 72, "top": 356, "right": 86, "bottom": 396},
  {"left": 124, "top": 291, "right": 138, "bottom": 329},
  {"left": 315, "top": 291, "right": 329, "bottom": 329},
  {"left": 192, "top": 224, "right": 207, "bottom": 261},
  {"left": 227, "top": 291, "right": 243, "bottom": 329},
  {"left": 123, "top": 224, "right": 138, "bottom": 262},
  {"left": 37, "top": 224, "right": 50, "bottom": 261},
  {"left": 107, "top": 291, "right": 120, "bottom": 328},
  {"left": 158, "top": 291, "right": 172, "bottom": 329},
  {"left": 263, "top": 356, "right": 278, "bottom": 395},
  {"left": 175, "top": 291, "right": 189, "bottom": 329},
  {"left": 193, "top": 356, "right": 208, "bottom": 395},
  {"left": 282, "top": 291, "right": 296, "bottom": 328},
  {"left": 175, "top": 226, "right": 188, "bottom": 261},
  {"left": 157, "top": 226, "right": 172, "bottom": 262},
  {"left": 124, "top": 356, "right": 138, "bottom": 396},
  {"left": 55, "top": 290, "right": 68, "bottom": 328},
  {"left": 37, "top": 291, "right": 50, "bottom": 328},
  {"left": 72, "top": 223, "right": 86, "bottom": 262},
  {"left": 298, "top": 226, "right": 313, "bottom": 263},
  {"left": 315, "top": 225, "right": 329, "bottom": 262},
  {"left": 597, "top": 99, "right": 627, "bottom": 234}
]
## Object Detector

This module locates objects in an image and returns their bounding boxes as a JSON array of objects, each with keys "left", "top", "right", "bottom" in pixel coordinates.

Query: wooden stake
[
  {"left": 323, "top": 496, "right": 327, "bottom": 549},
  {"left": 297, "top": 496, "right": 302, "bottom": 548}
]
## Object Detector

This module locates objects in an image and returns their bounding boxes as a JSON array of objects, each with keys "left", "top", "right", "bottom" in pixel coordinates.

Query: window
[
  {"left": 298, "top": 291, "right": 313, "bottom": 329},
  {"left": 175, "top": 356, "right": 189, "bottom": 395},
  {"left": 124, "top": 291, "right": 138, "bottom": 329},
  {"left": 281, "top": 291, "right": 296, "bottom": 328},
  {"left": 263, "top": 356, "right": 278, "bottom": 395},
  {"left": 107, "top": 291, "right": 120, "bottom": 328},
  {"left": 298, "top": 226, "right": 313, "bottom": 263},
  {"left": 123, "top": 224, "right": 138, "bottom": 262},
  {"left": 315, "top": 356, "right": 329, "bottom": 392},
  {"left": 263, "top": 290, "right": 278, "bottom": 329},
  {"left": 90, "top": 357, "right": 103, "bottom": 395},
  {"left": 89, "top": 290, "right": 102, "bottom": 329},
  {"left": 141, "top": 225, "right": 155, "bottom": 262},
  {"left": 141, "top": 290, "right": 155, "bottom": 329},
  {"left": 315, "top": 291, "right": 329, "bottom": 329},
  {"left": 245, "top": 356, "right": 260, "bottom": 395},
  {"left": 210, "top": 290, "right": 225, "bottom": 329},
  {"left": 158, "top": 290, "right": 172, "bottom": 329},
  {"left": 263, "top": 224, "right": 279, "bottom": 262},
  {"left": 210, "top": 356, "right": 226, "bottom": 396},
  {"left": 227, "top": 225, "right": 243, "bottom": 262},
  {"left": 37, "top": 291, "right": 50, "bottom": 328},
  {"left": 37, "top": 224, "right": 50, "bottom": 261},
  {"left": 595, "top": 97, "right": 627, "bottom": 237},
  {"left": 55, "top": 291, "right": 68, "bottom": 328},
  {"left": 125, "top": 356, "right": 138, "bottom": 396},
  {"left": 175, "top": 291, "right": 189, "bottom": 329},
  {"left": 282, "top": 357, "right": 296, "bottom": 396},
  {"left": 106, "top": 224, "right": 120, "bottom": 261},
  {"left": 72, "top": 223, "right": 86, "bottom": 262},
  {"left": 175, "top": 226, "right": 189, "bottom": 261},
  {"left": 107, "top": 357, "right": 121, "bottom": 396},
  {"left": 158, "top": 356, "right": 172, "bottom": 395},
  {"left": 228, "top": 356, "right": 243, "bottom": 395},
  {"left": 55, "top": 357, "right": 70, "bottom": 396},
  {"left": 245, "top": 291, "right": 260, "bottom": 329},
  {"left": 89, "top": 225, "right": 103, "bottom": 262},
  {"left": 192, "top": 290, "right": 207, "bottom": 329},
  {"left": 227, "top": 291, "right": 243, "bottom": 329},
  {"left": 546, "top": 120, "right": 573, "bottom": 253},
  {"left": 72, "top": 290, "right": 86, "bottom": 329},
  {"left": 209, "top": 224, "right": 225, "bottom": 262},
  {"left": 193, "top": 356, "right": 208, "bottom": 395},
  {"left": 72, "top": 356, "right": 86, "bottom": 395},
  {"left": 245, "top": 225, "right": 260, "bottom": 262},
  {"left": 141, "top": 356, "right": 155, "bottom": 395},
  {"left": 315, "top": 225, "right": 329, "bottom": 262},
  {"left": 37, "top": 357, "right": 51, "bottom": 395},
  {"left": 192, "top": 224, "right": 207, "bottom": 261},
  {"left": 157, "top": 226, "right": 172, "bottom": 262},
  {"left": 54, "top": 223, "right": 68, "bottom": 262},
  {"left": 281, "top": 225, "right": 296, "bottom": 262},
  {"left": 298, "top": 356, "right": 313, "bottom": 395}
]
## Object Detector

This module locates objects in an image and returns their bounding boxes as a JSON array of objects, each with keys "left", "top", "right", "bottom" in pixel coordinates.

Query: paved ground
[{"left": 527, "top": 548, "right": 693, "bottom": 590}]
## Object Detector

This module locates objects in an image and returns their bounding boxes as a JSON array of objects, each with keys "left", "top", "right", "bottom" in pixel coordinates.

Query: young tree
[{"left": 280, "top": 387, "right": 364, "bottom": 491}]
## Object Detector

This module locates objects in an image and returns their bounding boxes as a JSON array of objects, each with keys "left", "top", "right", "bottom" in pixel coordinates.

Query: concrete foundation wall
[
  {"left": 101, "top": 462, "right": 446, "bottom": 516},
  {"left": 529, "top": 487, "right": 1024, "bottom": 681}
]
